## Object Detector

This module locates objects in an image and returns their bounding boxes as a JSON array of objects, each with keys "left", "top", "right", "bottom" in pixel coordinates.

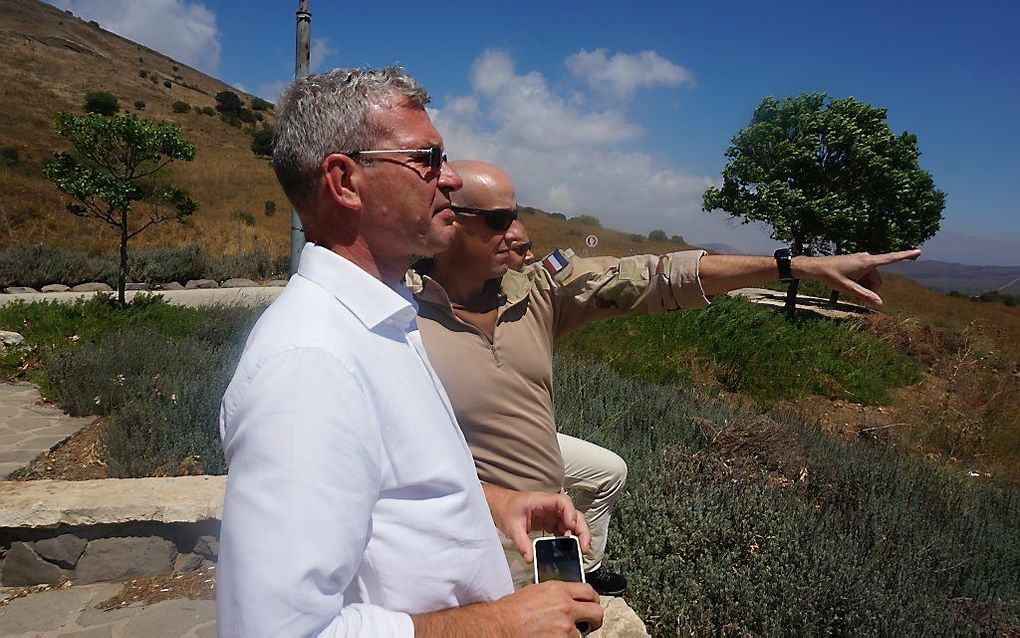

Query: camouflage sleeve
[{"left": 534, "top": 249, "right": 710, "bottom": 339}]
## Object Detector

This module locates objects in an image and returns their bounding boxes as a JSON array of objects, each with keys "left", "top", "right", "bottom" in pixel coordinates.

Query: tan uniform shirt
[{"left": 409, "top": 249, "right": 710, "bottom": 494}]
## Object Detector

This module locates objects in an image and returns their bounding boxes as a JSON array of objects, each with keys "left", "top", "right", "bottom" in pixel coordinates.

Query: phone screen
[{"left": 534, "top": 537, "right": 583, "bottom": 583}]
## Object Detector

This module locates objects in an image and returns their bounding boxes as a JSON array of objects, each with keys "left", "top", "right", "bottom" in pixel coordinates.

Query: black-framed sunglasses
[
  {"left": 450, "top": 205, "right": 518, "bottom": 232},
  {"left": 346, "top": 146, "right": 447, "bottom": 171},
  {"left": 509, "top": 240, "right": 533, "bottom": 257}
]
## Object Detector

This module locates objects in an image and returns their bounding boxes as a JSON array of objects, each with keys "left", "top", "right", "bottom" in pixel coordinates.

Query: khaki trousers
[{"left": 501, "top": 434, "right": 628, "bottom": 589}]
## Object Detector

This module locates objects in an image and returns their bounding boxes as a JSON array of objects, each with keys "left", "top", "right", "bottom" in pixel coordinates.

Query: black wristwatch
[{"left": 774, "top": 248, "right": 795, "bottom": 283}]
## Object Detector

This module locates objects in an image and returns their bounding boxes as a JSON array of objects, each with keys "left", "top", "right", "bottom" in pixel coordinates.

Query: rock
[
  {"left": 125, "top": 282, "right": 149, "bottom": 291},
  {"left": 591, "top": 596, "right": 649, "bottom": 637},
  {"left": 74, "top": 536, "right": 177, "bottom": 584},
  {"left": 1, "top": 541, "right": 64, "bottom": 586},
  {"left": 264, "top": 279, "right": 289, "bottom": 287},
  {"left": 159, "top": 282, "right": 185, "bottom": 290},
  {"left": 193, "top": 535, "right": 219, "bottom": 559},
  {"left": 185, "top": 279, "right": 219, "bottom": 289},
  {"left": 221, "top": 278, "right": 258, "bottom": 288},
  {"left": 0, "top": 476, "right": 227, "bottom": 528},
  {"left": 4, "top": 286, "right": 39, "bottom": 294},
  {"left": 175, "top": 552, "right": 204, "bottom": 572},
  {"left": 0, "top": 330, "right": 24, "bottom": 347},
  {"left": 34, "top": 534, "right": 88, "bottom": 569},
  {"left": 70, "top": 282, "right": 113, "bottom": 293},
  {"left": 41, "top": 284, "right": 70, "bottom": 293}
]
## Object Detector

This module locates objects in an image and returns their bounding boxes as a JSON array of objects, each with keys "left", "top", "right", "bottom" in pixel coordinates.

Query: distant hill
[
  {"left": 882, "top": 260, "right": 1020, "bottom": 294},
  {"left": 698, "top": 242, "right": 746, "bottom": 255},
  {"left": 0, "top": 0, "right": 289, "bottom": 257}
]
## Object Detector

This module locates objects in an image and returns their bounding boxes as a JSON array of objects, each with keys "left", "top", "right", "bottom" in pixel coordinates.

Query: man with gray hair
[{"left": 218, "top": 67, "right": 603, "bottom": 637}]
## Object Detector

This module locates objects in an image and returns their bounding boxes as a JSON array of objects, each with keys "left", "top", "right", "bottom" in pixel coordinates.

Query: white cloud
[
  {"left": 310, "top": 38, "right": 335, "bottom": 73},
  {"left": 431, "top": 49, "right": 777, "bottom": 251},
  {"left": 566, "top": 49, "right": 695, "bottom": 98},
  {"left": 256, "top": 79, "right": 289, "bottom": 104},
  {"left": 46, "top": 0, "right": 221, "bottom": 73}
]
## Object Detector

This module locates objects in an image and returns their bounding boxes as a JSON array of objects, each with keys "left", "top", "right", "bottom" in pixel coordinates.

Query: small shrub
[
  {"left": 163, "top": 79, "right": 172, "bottom": 89},
  {"left": 251, "top": 128, "right": 273, "bottom": 157},
  {"left": 0, "top": 145, "right": 19, "bottom": 166},
  {"left": 83, "top": 91, "right": 118, "bottom": 115},
  {"left": 628, "top": 233, "right": 645, "bottom": 243},
  {"left": 172, "top": 100, "right": 190, "bottom": 113},
  {"left": 139, "top": 70, "right": 148, "bottom": 78},
  {"left": 87, "top": 19, "right": 99, "bottom": 28},
  {"left": 648, "top": 229, "right": 668, "bottom": 241},
  {"left": 150, "top": 75, "right": 159, "bottom": 85},
  {"left": 670, "top": 234, "right": 686, "bottom": 244},
  {"left": 251, "top": 97, "right": 273, "bottom": 111},
  {"left": 219, "top": 112, "right": 241, "bottom": 127},
  {"left": 215, "top": 90, "right": 242, "bottom": 114},
  {"left": 264, "top": 201, "right": 276, "bottom": 217},
  {"left": 0, "top": 244, "right": 115, "bottom": 289},
  {"left": 232, "top": 211, "right": 255, "bottom": 227},
  {"left": 128, "top": 245, "right": 206, "bottom": 285},
  {"left": 200, "top": 106, "right": 216, "bottom": 116},
  {"left": 569, "top": 214, "right": 601, "bottom": 227},
  {"left": 549, "top": 212, "right": 566, "bottom": 220},
  {"left": 237, "top": 108, "right": 256, "bottom": 123},
  {"left": 172, "top": 65, "right": 179, "bottom": 72},
  {"left": 133, "top": 100, "right": 145, "bottom": 110}
]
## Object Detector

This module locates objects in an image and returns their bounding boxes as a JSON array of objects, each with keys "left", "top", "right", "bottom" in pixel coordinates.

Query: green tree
[
  {"left": 43, "top": 112, "right": 197, "bottom": 304},
  {"left": 172, "top": 100, "right": 190, "bottom": 113},
  {"left": 569, "top": 214, "right": 602, "bottom": 227},
  {"left": 648, "top": 229, "right": 668, "bottom": 241},
  {"left": 215, "top": 90, "right": 242, "bottom": 114},
  {"left": 703, "top": 93, "right": 944, "bottom": 307},
  {"left": 251, "top": 127, "right": 273, "bottom": 157},
  {"left": 703, "top": 93, "right": 944, "bottom": 257},
  {"left": 84, "top": 91, "right": 119, "bottom": 115},
  {"left": 670, "top": 234, "right": 686, "bottom": 245},
  {"left": 251, "top": 97, "right": 273, "bottom": 111}
]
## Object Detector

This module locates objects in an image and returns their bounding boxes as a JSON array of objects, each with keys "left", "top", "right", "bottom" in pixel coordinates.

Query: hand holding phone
[{"left": 533, "top": 536, "right": 592, "bottom": 634}]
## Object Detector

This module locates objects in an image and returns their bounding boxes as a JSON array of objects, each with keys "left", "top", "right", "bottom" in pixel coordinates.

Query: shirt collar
[
  {"left": 297, "top": 243, "right": 418, "bottom": 331},
  {"left": 406, "top": 266, "right": 534, "bottom": 310}
]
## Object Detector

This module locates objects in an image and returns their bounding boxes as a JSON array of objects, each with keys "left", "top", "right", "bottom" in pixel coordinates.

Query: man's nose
[{"left": 438, "top": 159, "right": 463, "bottom": 191}]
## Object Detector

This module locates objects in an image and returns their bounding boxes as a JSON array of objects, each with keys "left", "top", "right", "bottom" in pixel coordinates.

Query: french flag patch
[{"left": 541, "top": 250, "right": 570, "bottom": 276}]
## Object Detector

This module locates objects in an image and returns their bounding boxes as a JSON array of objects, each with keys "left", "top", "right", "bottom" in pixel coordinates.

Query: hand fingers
[
  {"left": 510, "top": 525, "right": 534, "bottom": 564},
  {"left": 562, "top": 581, "right": 601, "bottom": 603},
  {"left": 573, "top": 601, "right": 605, "bottom": 630},
  {"left": 859, "top": 268, "right": 882, "bottom": 291},
  {"left": 871, "top": 249, "right": 921, "bottom": 265},
  {"left": 841, "top": 278, "right": 883, "bottom": 307}
]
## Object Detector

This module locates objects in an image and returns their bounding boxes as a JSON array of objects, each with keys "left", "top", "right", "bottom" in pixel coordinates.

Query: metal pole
[{"left": 290, "top": 1, "right": 311, "bottom": 275}]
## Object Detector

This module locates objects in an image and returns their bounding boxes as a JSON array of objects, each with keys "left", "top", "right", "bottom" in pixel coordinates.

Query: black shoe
[{"left": 585, "top": 566, "right": 628, "bottom": 596}]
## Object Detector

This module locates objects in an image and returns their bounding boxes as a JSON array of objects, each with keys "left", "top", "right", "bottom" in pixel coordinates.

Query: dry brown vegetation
[{"left": 0, "top": 0, "right": 290, "bottom": 258}]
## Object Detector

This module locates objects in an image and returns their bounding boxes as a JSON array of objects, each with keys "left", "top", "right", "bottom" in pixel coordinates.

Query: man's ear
[{"left": 321, "top": 153, "right": 363, "bottom": 210}]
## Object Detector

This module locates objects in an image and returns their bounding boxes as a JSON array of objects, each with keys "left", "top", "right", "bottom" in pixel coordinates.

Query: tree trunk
[
  {"left": 118, "top": 210, "right": 128, "bottom": 306},
  {"left": 784, "top": 279, "right": 800, "bottom": 319},
  {"left": 784, "top": 236, "right": 804, "bottom": 319}
]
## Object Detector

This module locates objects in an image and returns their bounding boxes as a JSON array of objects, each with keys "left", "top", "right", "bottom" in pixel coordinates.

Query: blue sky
[{"left": 49, "top": 0, "right": 1020, "bottom": 264}]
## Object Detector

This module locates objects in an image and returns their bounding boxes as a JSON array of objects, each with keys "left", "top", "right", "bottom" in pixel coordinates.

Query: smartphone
[{"left": 533, "top": 535, "right": 585, "bottom": 585}]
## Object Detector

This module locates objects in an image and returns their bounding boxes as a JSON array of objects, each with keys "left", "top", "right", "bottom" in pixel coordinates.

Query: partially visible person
[
  {"left": 409, "top": 160, "right": 921, "bottom": 594},
  {"left": 504, "top": 219, "right": 534, "bottom": 268},
  {"left": 218, "top": 69, "right": 602, "bottom": 638}
]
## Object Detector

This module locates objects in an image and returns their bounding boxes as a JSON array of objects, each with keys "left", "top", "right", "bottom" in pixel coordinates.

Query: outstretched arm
[{"left": 698, "top": 249, "right": 921, "bottom": 307}]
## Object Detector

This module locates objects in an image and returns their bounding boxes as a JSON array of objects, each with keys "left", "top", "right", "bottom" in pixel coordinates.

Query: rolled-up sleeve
[
  {"left": 218, "top": 348, "right": 413, "bottom": 638},
  {"left": 548, "top": 249, "right": 710, "bottom": 338}
]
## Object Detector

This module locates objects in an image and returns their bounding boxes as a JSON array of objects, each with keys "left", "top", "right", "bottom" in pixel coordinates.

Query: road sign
[{"left": 585, "top": 234, "right": 599, "bottom": 248}]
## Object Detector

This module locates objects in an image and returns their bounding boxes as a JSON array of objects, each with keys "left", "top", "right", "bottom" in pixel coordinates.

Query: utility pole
[{"left": 290, "top": 0, "right": 311, "bottom": 275}]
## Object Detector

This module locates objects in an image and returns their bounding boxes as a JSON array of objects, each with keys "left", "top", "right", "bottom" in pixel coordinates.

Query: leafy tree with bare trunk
[
  {"left": 43, "top": 112, "right": 197, "bottom": 304},
  {"left": 703, "top": 93, "right": 944, "bottom": 308}
]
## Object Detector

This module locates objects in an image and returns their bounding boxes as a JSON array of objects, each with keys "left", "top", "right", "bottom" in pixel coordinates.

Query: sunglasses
[
  {"left": 450, "top": 205, "right": 518, "bottom": 232},
  {"left": 346, "top": 146, "right": 447, "bottom": 171},
  {"left": 510, "top": 241, "right": 533, "bottom": 257}
]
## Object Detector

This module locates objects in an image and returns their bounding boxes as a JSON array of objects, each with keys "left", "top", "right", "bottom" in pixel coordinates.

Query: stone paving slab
[
  {"left": 0, "top": 583, "right": 216, "bottom": 637},
  {"left": 0, "top": 383, "right": 95, "bottom": 479}
]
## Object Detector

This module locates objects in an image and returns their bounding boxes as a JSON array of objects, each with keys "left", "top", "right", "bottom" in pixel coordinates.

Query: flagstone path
[{"left": 0, "top": 382, "right": 93, "bottom": 479}]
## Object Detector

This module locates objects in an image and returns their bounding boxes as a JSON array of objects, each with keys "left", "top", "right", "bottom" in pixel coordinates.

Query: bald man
[{"left": 408, "top": 160, "right": 921, "bottom": 594}]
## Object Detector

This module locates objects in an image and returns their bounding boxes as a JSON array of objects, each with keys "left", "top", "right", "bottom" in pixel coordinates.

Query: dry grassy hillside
[{"left": 0, "top": 0, "right": 289, "bottom": 257}]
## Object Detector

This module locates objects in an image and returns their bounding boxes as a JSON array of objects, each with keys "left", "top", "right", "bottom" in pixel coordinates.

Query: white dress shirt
[{"left": 218, "top": 243, "right": 513, "bottom": 637}]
